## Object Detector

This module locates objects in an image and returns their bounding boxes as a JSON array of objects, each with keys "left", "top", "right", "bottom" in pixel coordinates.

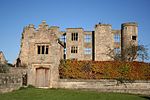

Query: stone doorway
[{"left": 36, "top": 67, "right": 49, "bottom": 87}]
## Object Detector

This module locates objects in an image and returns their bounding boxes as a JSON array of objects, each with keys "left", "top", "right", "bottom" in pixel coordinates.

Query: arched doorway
[{"left": 36, "top": 67, "right": 50, "bottom": 87}]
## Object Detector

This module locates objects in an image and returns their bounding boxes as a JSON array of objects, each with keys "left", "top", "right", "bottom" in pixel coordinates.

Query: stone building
[
  {"left": 0, "top": 51, "right": 7, "bottom": 64},
  {"left": 19, "top": 21, "right": 138, "bottom": 87},
  {"left": 64, "top": 22, "right": 137, "bottom": 61}
]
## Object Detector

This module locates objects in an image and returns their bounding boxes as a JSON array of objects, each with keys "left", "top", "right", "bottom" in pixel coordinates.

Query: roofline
[{"left": 66, "top": 28, "right": 83, "bottom": 29}]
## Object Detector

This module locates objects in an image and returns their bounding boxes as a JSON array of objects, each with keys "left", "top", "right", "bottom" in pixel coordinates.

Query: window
[
  {"left": 114, "top": 48, "right": 120, "bottom": 54},
  {"left": 59, "top": 35, "right": 66, "bottom": 42},
  {"left": 132, "top": 36, "right": 137, "bottom": 40},
  {"left": 45, "top": 46, "right": 49, "bottom": 54},
  {"left": 114, "top": 34, "right": 120, "bottom": 42},
  {"left": 71, "top": 33, "right": 78, "bottom": 41},
  {"left": 84, "top": 48, "right": 92, "bottom": 54},
  {"left": 42, "top": 46, "right": 45, "bottom": 54},
  {"left": 71, "top": 46, "right": 78, "bottom": 53},
  {"left": 84, "top": 34, "right": 92, "bottom": 43},
  {"left": 64, "top": 48, "right": 66, "bottom": 54},
  {"left": 37, "top": 45, "right": 49, "bottom": 54},
  {"left": 37, "top": 46, "right": 41, "bottom": 54}
]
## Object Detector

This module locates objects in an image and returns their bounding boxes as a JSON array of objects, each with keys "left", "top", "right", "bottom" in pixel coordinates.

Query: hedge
[{"left": 59, "top": 60, "right": 150, "bottom": 80}]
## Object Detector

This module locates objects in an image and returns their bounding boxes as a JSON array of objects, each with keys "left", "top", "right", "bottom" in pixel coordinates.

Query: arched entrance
[{"left": 36, "top": 67, "right": 50, "bottom": 87}]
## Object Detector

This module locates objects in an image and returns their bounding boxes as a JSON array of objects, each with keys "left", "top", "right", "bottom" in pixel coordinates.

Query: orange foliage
[{"left": 59, "top": 60, "right": 150, "bottom": 80}]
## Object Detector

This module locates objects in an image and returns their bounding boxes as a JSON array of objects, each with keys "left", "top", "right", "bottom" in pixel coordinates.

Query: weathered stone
[
  {"left": 58, "top": 79, "right": 150, "bottom": 95},
  {"left": 18, "top": 21, "right": 138, "bottom": 88},
  {"left": 0, "top": 51, "right": 7, "bottom": 64}
]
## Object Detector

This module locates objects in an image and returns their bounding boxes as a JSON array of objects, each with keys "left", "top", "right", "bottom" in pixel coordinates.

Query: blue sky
[{"left": 0, "top": 0, "right": 150, "bottom": 63}]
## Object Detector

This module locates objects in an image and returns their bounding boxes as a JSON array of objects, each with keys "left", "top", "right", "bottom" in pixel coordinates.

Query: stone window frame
[
  {"left": 84, "top": 48, "right": 92, "bottom": 55},
  {"left": 131, "top": 35, "right": 137, "bottom": 41},
  {"left": 84, "top": 34, "right": 92, "bottom": 43},
  {"left": 114, "top": 48, "right": 121, "bottom": 54},
  {"left": 71, "top": 32, "right": 78, "bottom": 41},
  {"left": 114, "top": 34, "right": 120, "bottom": 43},
  {"left": 36, "top": 44, "right": 49, "bottom": 55},
  {"left": 59, "top": 35, "right": 66, "bottom": 42},
  {"left": 71, "top": 46, "right": 78, "bottom": 53}
]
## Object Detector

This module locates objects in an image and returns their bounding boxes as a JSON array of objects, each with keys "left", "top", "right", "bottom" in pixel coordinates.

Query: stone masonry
[
  {"left": 19, "top": 21, "right": 138, "bottom": 88},
  {"left": 0, "top": 51, "right": 7, "bottom": 64},
  {"left": 19, "top": 21, "right": 63, "bottom": 87}
]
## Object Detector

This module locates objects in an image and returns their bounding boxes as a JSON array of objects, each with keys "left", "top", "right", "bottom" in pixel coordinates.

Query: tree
[
  {"left": 106, "top": 44, "right": 149, "bottom": 62},
  {"left": 137, "top": 45, "right": 149, "bottom": 62},
  {"left": 122, "top": 45, "right": 149, "bottom": 62}
]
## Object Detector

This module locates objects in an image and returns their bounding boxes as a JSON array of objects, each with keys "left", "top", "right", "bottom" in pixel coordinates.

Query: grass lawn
[{"left": 0, "top": 87, "right": 149, "bottom": 100}]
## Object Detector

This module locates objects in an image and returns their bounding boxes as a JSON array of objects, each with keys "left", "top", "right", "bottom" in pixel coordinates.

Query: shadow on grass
[{"left": 140, "top": 96, "right": 150, "bottom": 100}]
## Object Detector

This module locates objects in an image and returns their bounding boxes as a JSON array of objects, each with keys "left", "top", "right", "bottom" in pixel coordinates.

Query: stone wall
[
  {"left": 0, "top": 51, "right": 7, "bottom": 64},
  {"left": 19, "top": 21, "right": 62, "bottom": 87},
  {"left": 58, "top": 79, "right": 150, "bottom": 95},
  {"left": 0, "top": 73, "right": 22, "bottom": 93},
  {"left": 0, "top": 67, "right": 27, "bottom": 93},
  {"left": 66, "top": 28, "right": 85, "bottom": 60},
  {"left": 94, "top": 24, "right": 114, "bottom": 61}
]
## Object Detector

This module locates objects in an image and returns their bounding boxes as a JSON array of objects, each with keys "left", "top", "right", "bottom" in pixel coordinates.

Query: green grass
[{"left": 0, "top": 87, "right": 149, "bottom": 100}]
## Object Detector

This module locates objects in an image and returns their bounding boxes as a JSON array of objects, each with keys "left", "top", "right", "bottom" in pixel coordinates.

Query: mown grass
[{"left": 0, "top": 87, "right": 149, "bottom": 100}]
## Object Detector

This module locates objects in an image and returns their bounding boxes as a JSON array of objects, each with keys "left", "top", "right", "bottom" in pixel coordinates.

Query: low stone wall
[
  {"left": 58, "top": 79, "right": 150, "bottom": 95},
  {"left": 0, "top": 73, "right": 22, "bottom": 93},
  {"left": 0, "top": 67, "right": 27, "bottom": 93}
]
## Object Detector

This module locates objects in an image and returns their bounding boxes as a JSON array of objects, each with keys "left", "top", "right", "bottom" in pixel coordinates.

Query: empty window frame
[
  {"left": 114, "top": 34, "right": 120, "bottom": 42},
  {"left": 71, "top": 33, "right": 78, "bottom": 41},
  {"left": 114, "top": 48, "right": 121, "bottom": 54},
  {"left": 37, "top": 45, "right": 49, "bottom": 54},
  {"left": 71, "top": 46, "right": 78, "bottom": 53},
  {"left": 64, "top": 48, "right": 66, "bottom": 54},
  {"left": 45, "top": 46, "right": 49, "bottom": 54},
  {"left": 37, "top": 46, "right": 41, "bottom": 54},
  {"left": 59, "top": 35, "right": 66, "bottom": 42},
  {"left": 84, "top": 48, "right": 92, "bottom": 54},
  {"left": 84, "top": 34, "right": 92, "bottom": 43},
  {"left": 132, "top": 36, "right": 137, "bottom": 41}
]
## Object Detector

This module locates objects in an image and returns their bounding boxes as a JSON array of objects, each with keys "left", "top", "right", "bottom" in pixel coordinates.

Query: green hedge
[{"left": 59, "top": 60, "right": 150, "bottom": 80}]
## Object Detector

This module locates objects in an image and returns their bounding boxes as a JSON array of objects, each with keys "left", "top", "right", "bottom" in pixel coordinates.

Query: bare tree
[
  {"left": 122, "top": 45, "right": 149, "bottom": 62},
  {"left": 105, "top": 46, "right": 122, "bottom": 61},
  {"left": 106, "top": 44, "right": 149, "bottom": 62}
]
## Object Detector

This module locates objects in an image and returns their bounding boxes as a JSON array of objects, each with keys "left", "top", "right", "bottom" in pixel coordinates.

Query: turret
[{"left": 121, "top": 22, "right": 138, "bottom": 60}]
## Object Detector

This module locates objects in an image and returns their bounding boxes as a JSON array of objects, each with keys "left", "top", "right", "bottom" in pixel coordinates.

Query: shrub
[{"left": 59, "top": 60, "right": 150, "bottom": 80}]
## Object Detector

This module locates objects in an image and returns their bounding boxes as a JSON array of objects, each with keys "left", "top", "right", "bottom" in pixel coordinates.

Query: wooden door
[{"left": 36, "top": 67, "right": 49, "bottom": 87}]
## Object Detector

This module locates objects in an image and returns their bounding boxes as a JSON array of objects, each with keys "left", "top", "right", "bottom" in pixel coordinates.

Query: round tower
[{"left": 121, "top": 22, "right": 138, "bottom": 59}]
